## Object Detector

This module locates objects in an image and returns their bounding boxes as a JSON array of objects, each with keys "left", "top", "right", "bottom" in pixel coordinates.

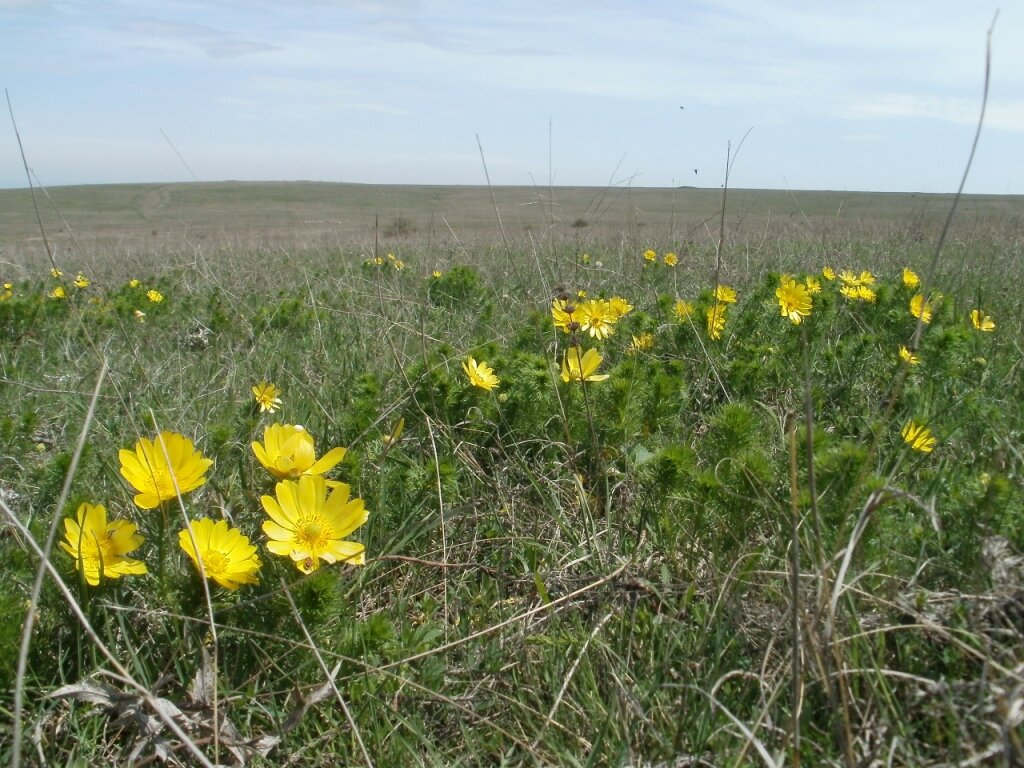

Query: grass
[{"left": 1, "top": 181, "right": 1023, "bottom": 766}]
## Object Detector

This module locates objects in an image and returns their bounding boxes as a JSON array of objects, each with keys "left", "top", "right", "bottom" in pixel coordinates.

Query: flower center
[
  {"left": 82, "top": 533, "right": 116, "bottom": 564},
  {"left": 201, "top": 549, "right": 229, "bottom": 576},
  {"left": 295, "top": 516, "right": 330, "bottom": 555}
]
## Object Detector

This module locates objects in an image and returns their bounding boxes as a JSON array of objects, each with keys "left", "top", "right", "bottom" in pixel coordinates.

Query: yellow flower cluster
[
  {"left": 838, "top": 269, "right": 877, "bottom": 302},
  {"left": 62, "top": 422, "right": 369, "bottom": 589}
]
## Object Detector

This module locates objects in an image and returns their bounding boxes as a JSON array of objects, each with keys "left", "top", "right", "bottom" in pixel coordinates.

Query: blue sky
[{"left": 1, "top": 1, "right": 1021, "bottom": 193}]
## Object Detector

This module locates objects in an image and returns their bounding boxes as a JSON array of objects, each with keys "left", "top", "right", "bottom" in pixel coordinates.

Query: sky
[{"left": 1, "top": 1, "right": 1022, "bottom": 194}]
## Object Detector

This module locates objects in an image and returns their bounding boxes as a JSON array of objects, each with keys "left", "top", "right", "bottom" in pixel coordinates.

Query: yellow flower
[
  {"left": 393, "top": 259, "right": 405, "bottom": 271},
  {"left": 551, "top": 299, "right": 577, "bottom": 333},
  {"left": 970, "top": 309, "right": 995, "bottom": 332},
  {"left": 899, "top": 346, "right": 920, "bottom": 365},
  {"left": 128, "top": 278, "right": 141, "bottom": 288},
  {"left": 579, "top": 299, "right": 617, "bottom": 339},
  {"left": 664, "top": 252, "right": 678, "bottom": 267},
  {"left": 776, "top": 277, "right": 813, "bottom": 324},
  {"left": 146, "top": 289, "right": 164, "bottom": 303},
  {"left": 714, "top": 285, "right": 737, "bottom": 304},
  {"left": 804, "top": 276, "right": 821, "bottom": 295},
  {"left": 561, "top": 347, "right": 610, "bottom": 383},
  {"left": 822, "top": 266, "right": 836, "bottom": 281},
  {"left": 74, "top": 273, "right": 90, "bottom": 289},
  {"left": 909, "top": 294, "right": 932, "bottom": 324},
  {"left": 60, "top": 502, "right": 147, "bottom": 586},
  {"left": 252, "top": 424, "right": 346, "bottom": 481},
  {"left": 643, "top": 249, "right": 657, "bottom": 263},
  {"left": 133, "top": 309, "right": 146, "bottom": 322},
  {"left": 432, "top": 270, "right": 443, "bottom": 279},
  {"left": 674, "top": 299, "right": 694, "bottom": 320},
  {"left": 119, "top": 431, "right": 213, "bottom": 509},
  {"left": 577, "top": 289, "right": 587, "bottom": 298},
  {"left": 3, "top": 282, "right": 11, "bottom": 290},
  {"left": 580, "top": 253, "right": 590, "bottom": 264},
  {"left": 628, "top": 333, "right": 654, "bottom": 353},
  {"left": 50, "top": 267, "right": 62, "bottom": 278},
  {"left": 706, "top": 303, "right": 727, "bottom": 340},
  {"left": 463, "top": 355, "right": 500, "bottom": 390},
  {"left": 49, "top": 286, "right": 67, "bottom": 300},
  {"left": 858, "top": 270, "right": 876, "bottom": 285},
  {"left": 261, "top": 475, "right": 369, "bottom": 573},
  {"left": 856, "top": 285, "right": 876, "bottom": 303},
  {"left": 839, "top": 270, "right": 860, "bottom": 286},
  {"left": 179, "top": 518, "right": 261, "bottom": 590},
  {"left": 901, "top": 420, "right": 936, "bottom": 453},
  {"left": 840, "top": 285, "right": 859, "bottom": 301},
  {"left": 252, "top": 381, "right": 283, "bottom": 413},
  {"left": 902, "top": 268, "right": 920, "bottom": 288},
  {"left": 607, "top": 296, "right": 634, "bottom": 319}
]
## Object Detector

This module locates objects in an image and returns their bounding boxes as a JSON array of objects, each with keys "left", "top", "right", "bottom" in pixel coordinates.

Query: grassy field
[{"left": 1, "top": 181, "right": 1023, "bottom": 766}]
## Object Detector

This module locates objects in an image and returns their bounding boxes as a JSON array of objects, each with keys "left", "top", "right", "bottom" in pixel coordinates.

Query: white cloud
[{"left": 847, "top": 94, "right": 1024, "bottom": 133}]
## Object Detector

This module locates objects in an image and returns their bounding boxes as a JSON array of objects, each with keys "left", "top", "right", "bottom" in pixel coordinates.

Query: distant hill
[{"left": 1, "top": 181, "right": 1020, "bottom": 258}]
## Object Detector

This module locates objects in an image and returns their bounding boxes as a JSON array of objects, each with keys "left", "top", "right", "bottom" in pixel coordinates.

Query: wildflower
[
  {"left": 674, "top": 299, "right": 694, "bottom": 320},
  {"left": 133, "top": 309, "right": 146, "bottom": 322},
  {"left": 261, "top": 474, "right": 369, "bottom": 573},
  {"left": 50, "top": 267, "right": 62, "bottom": 278},
  {"left": 706, "top": 303, "right": 727, "bottom": 340},
  {"left": 839, "top": 270, "right": 860, "bottom": 286},
  {"left": 804, "top": 276, "right": 821, "bottom": 295},
  {"left": 664, "top": 252, "right": 678, "bottom": 267},
  {"left": 856, "top": 285, "right": 876, "bottom": 303},
  {"left": 607, "top": 296, "right": 634, "bottom": 319},
  {"left": 840, "top": 285, "right": 860, "bottom": 301},
  {"left": 899, "top": 346, "right": 920, "bottom": 365},
  {"left": 714, "top": 285, "right": 737, "bottom": 304},
  {"left": 858, "top": 270, "right": 876, "bottom": 285},
  {"left": 970, "top": 309, "right": 995, "bottom": 332},
  {"left": 909, "top": 294, "right": 932, "bottom": 324},
  {"left": 776, "top": 277, "right": 813, "bottom": 324},
  {"left": 551, "top": 299, "right": 579, "bottom": 333},
  {"left": 128, "top": 278, "right": 141, "bottom": 288},
  {"left": 577, "top": 289, "right": 587, "bottom": 299},
  {"left": 119, "top": 431, "right": 213, "bottom": 509},
  {"left": 60, "top": 502, "right": 147, "bottom": 586},
  {"left": 643, "top": 249, "right": 657, "bottom": 263},
  {"left": 74, "top": 273, "right": 89, "bottom": 289},
  {"left": 432, "top": 270, "right": 443, "bottom": 279},
  {"left": 252, "top": 381, "right": 283, "bottom": 413},
  {"left": 561, "top": 346, "right": 610, "bottom": 383},
  {"left": 628, "top": 333, "right": 654, "bottom": 353},
  {"left": 902, "top": 268, "right": 920, "bottom": 289},
  {"left": 252, "top": 423, "right": 346, "bottom": 481},
  {"left": 146, "top": 289, "right": 164, "bottom": 303},
  {"left": 393, "top": 259, "right": 405, "bottom": 271},
  {"left": 3, "top": 282, "right": 11, "bottom": 290},
  {"left": 178, "top": 518, "right": 261, "bottom": 590},
  {"left": 822, "top": 266, "right": 836, "bottom": 281},
  {"left": 463, "top": 356, "right": 500, "bottom": 390},
  {"left": 580, "top": 253, "right": 590, "bottom": 264},
  {"left": 579, "top": 299, "right": 617, "bottom": 339},
  {"left": 49, "top": 286, "right": 67, "bottom": 300},
  {"left": 901, "top": 420, "right": 936, "bottom": 453}
]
